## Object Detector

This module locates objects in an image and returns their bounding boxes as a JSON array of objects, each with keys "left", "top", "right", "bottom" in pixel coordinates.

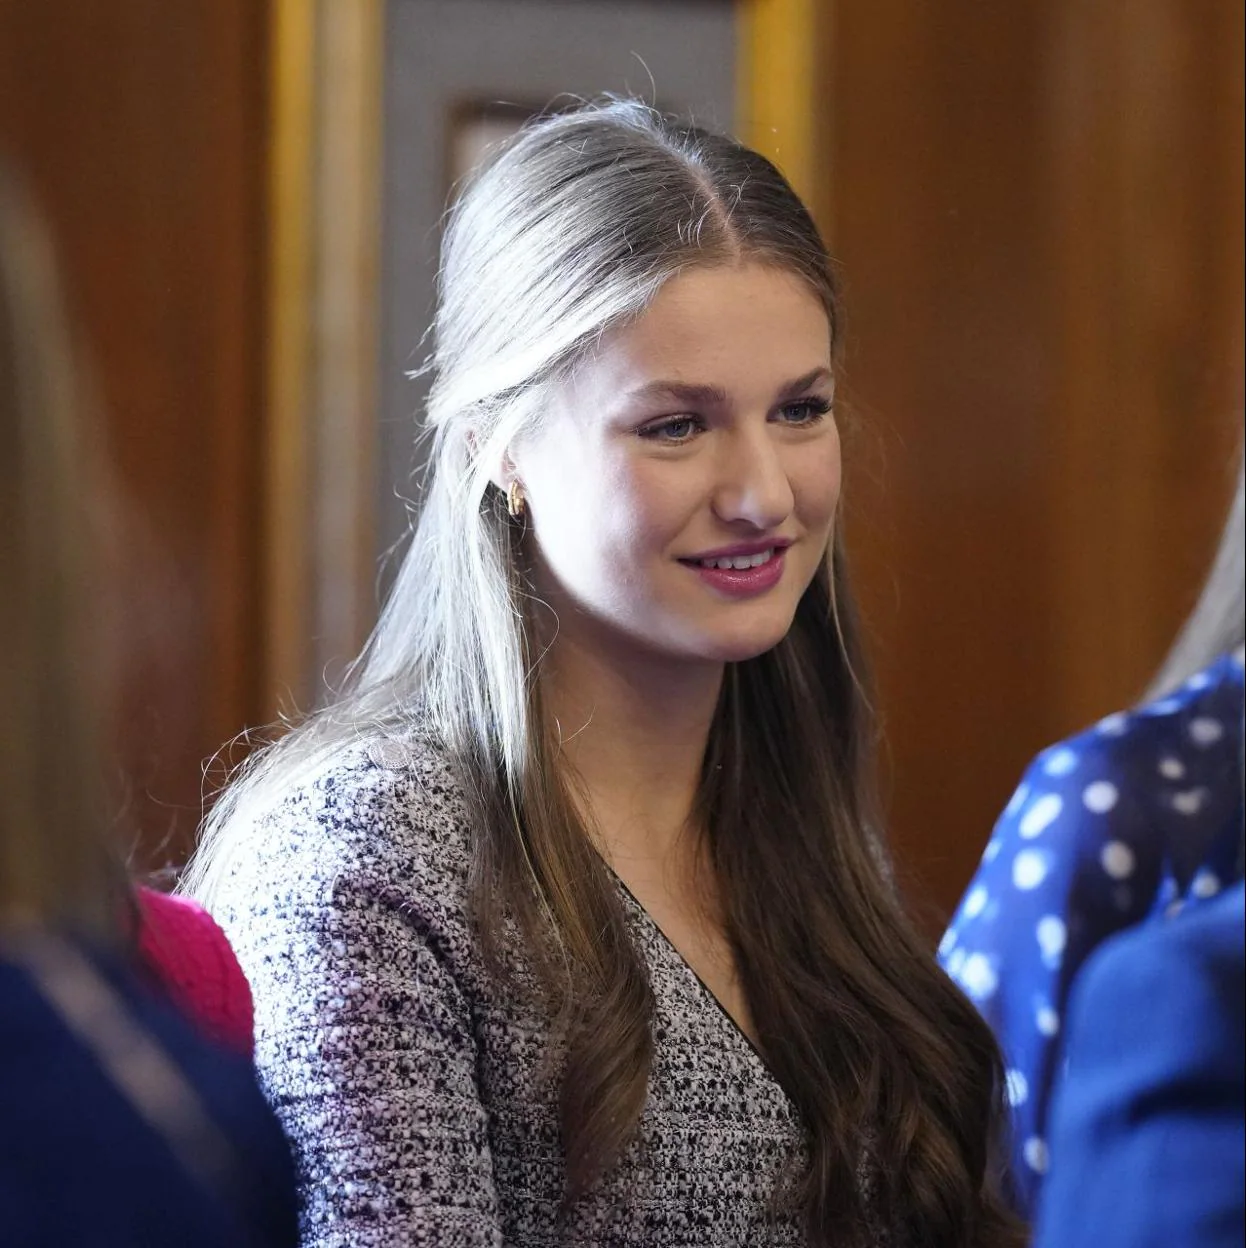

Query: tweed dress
[{"left": 212, "top": 732, "right": 885, "bottom": 1247}]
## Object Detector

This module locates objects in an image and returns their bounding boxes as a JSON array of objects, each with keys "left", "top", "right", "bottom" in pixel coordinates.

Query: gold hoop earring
[{"left": 506, "top": 480, "right": 526, "bottom": 519}]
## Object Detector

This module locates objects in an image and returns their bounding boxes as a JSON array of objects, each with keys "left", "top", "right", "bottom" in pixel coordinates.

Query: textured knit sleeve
[{"left": 212, "top": 756, "right": 503, "bottom": 1248}]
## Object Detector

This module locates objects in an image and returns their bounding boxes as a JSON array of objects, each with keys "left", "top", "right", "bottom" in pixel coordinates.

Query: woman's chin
[{"left": 690, "top": 615, "right": 795, "bottom": 665}]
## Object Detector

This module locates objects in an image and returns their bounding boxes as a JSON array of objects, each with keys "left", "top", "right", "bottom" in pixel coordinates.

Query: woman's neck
[{"left": 539, "top": 621, "right": 723, "bottom": 877}]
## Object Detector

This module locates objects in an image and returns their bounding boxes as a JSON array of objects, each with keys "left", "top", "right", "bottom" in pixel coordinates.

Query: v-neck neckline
[{"left": 607, "top": 867, "right": 782, "bottom": 1086}]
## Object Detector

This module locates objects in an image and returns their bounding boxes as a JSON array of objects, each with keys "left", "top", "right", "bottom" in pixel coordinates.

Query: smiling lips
[{"left": 680, "top": 541, "right": 790, "bottom": 597}]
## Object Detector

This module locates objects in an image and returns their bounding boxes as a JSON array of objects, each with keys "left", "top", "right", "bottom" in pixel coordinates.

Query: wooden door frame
[
  {"left": 265, "top": 0, "right": 384, "bottom": 715},
  {"left": 737, "top": 0, "right": 831, "bottom": 233}
]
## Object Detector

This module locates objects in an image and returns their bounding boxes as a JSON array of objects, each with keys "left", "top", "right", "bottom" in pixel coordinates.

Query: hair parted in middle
[{"left": 185, "top": 99, "right": 1024, "bottom": 1246}]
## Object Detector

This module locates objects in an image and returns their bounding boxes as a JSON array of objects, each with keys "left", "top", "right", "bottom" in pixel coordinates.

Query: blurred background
[{"left": 1, "top": 0, "right": 1241, "bottom": 930}]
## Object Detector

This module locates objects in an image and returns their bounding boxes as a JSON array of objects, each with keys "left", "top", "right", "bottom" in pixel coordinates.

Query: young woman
[
  {"left": 0, "top": 163, "right": 296, "bottom": 1246},
  {"left": 186, "top": 100, "right": 1023, "bottom": 1247},
  {"left": 942, "top": 452, "right": 1245, "bottom": 1219}
]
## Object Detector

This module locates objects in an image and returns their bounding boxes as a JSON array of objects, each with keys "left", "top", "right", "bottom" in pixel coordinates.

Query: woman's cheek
[{"left": 792, "top": 457, "right": 841, "bottom": 530}]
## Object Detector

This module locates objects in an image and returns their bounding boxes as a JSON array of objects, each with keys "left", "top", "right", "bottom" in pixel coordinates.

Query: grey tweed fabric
[{"left": 212, "top": 733, "right": 873, "bottom": 1247}]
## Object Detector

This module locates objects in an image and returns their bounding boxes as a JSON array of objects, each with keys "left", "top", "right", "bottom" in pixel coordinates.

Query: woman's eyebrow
[
  {"left": 624, "top": 380, "right": 730, "bottom": 407},
  {"left": 624, "top": 367, "right": 833, "bottom": 409},
  {"left": 776, "top": 367, "right": 835, "bottom": 399}
]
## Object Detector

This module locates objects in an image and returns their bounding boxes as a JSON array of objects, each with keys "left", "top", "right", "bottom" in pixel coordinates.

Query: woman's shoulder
[
  {"left": 1079, "top": 647, "right": 1239, "bottom": 762},
  {"left": 271, "top": 729, "right": 468, "bottom": 854},
  {"left": 212, "top": 728, "right": 477, "bottom": 922},
  {"left": 1001, "top": 648, "right": 1243, "bottom": 846},
  {"left": 944, "top": 649, "right": 1244, "bottom": 979}
]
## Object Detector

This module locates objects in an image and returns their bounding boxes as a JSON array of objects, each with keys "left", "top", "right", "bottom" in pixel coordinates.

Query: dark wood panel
[
  {"left": 824, "top": 0, "right": 1243, "bottom": 928},
  {"left": 1043, "top": 0, "right": 1244, "bottom": 715},
  {"left": 0, "top": 1, "right": 269, "bottom": 869}
]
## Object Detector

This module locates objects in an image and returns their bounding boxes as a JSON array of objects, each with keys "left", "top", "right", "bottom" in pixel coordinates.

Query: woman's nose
[{"left": 710, "top": 428, "right": 795, "bottom": 530}]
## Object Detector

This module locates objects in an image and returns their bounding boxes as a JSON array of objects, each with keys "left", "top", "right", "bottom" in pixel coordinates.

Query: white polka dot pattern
[
  {"left": 1042, "top": 748, "right": 1078, "bottom": 777},
  {"left": 1157, "top": 756, "right": 1185, "bottom": 779},
  {"left": 959, "top": 953, "right": 999, "bottom": 1000},
  {"left": 1035, "top": 1006, "right": 1060, "bottom": 1037},
  {"left": 1020, "top": 794, "right": 1063, "bottom": 838},
  {"left": 962, "top": 886, "right": 989, "bottom": 919},
  {"left": 1172, "top": 788, "right": 1206, "bottom": 816},
  {"left": 1100, "top": 841, "right": 1135, "bottom": 880},
  {"left": 1005, "top": 783, "right": 1031, "bottom": 817},
  {"left": 1023, "top": 1137, "right": 1049, "bottom": 1174},
  {"left": 1005, "top": 1070, "right": 1029, "bottom": 1107},
  {"left": 1013, "top": 850, "right": 1050, "bottom": 891},
  {"left": 938, "top": 650, "right": 1244, "bottom": 1221},
  {"left": 1188, "top": 717, "right": 1224, "bottom": 746},
  {"left": 1191, "top": 870, "right": 1222, "bottom": 899},
  {"left": 1036, "top": 916, "right": 1067, "bottom": 962},
  {"left": 1081, "top": 781, "right": 1118, "bottom": 814}
]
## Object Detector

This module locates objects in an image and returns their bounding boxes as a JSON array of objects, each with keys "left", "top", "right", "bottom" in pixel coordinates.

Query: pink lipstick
[{"left": 680, "top": 539, "right": 790, "bottom": 599}]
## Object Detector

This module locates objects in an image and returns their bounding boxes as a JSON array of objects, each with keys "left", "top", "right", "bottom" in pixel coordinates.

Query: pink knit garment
[{"left": 136, "top": 887, "right": 256, "bottom": 1055}]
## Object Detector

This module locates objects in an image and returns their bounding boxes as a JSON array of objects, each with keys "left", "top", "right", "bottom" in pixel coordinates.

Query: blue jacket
[{"left": 1034, "top": 881, "right": 1245, "bottom": 1248}]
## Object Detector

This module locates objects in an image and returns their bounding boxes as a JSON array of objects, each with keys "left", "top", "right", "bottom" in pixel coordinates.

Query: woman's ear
[
  {"left": 468, "top": 426, "right": 520, "bottom": 494},
  {"left": 492, "top": 450, "right": 521, "bottom": 495}
]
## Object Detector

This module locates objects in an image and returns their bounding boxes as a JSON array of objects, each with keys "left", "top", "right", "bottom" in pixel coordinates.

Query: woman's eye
[
  {"left": 776, "top": 397, "right": 833, "bottom": 426},
  {"left": 639, "top": 415, "right": 702, "bottom": 443}
]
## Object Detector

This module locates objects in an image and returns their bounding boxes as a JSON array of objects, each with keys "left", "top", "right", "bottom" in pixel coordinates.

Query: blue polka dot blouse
[{"left": 939, "top": 647, "right": 1245, "bottom": 1219}]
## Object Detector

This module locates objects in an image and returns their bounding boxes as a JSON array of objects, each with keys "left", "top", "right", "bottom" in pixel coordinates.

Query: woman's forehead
[{"left": 572, "top": 265, "right": 833, "bottom": 403}]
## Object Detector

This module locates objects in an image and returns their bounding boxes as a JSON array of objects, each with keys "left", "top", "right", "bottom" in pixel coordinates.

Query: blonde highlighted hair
[{"left": 1147, "top": 448, "right": 1245, "bottom": 700}]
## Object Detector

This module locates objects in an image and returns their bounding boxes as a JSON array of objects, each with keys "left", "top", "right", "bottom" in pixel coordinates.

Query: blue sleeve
[
  {"left": 1033, "top": 885, "right": 1245, "bottom": 1248},
  {"left": 938, "top": 723, "right": 1165, "bottom": 1217}
]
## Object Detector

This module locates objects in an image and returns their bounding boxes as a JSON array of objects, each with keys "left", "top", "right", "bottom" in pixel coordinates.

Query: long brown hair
[
  {"left": 473, "top": 539, "right": 1023, "bottom": 1245},
  {"left": 188, "top": 101, "right": 1024, "bottom": 1245}
]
